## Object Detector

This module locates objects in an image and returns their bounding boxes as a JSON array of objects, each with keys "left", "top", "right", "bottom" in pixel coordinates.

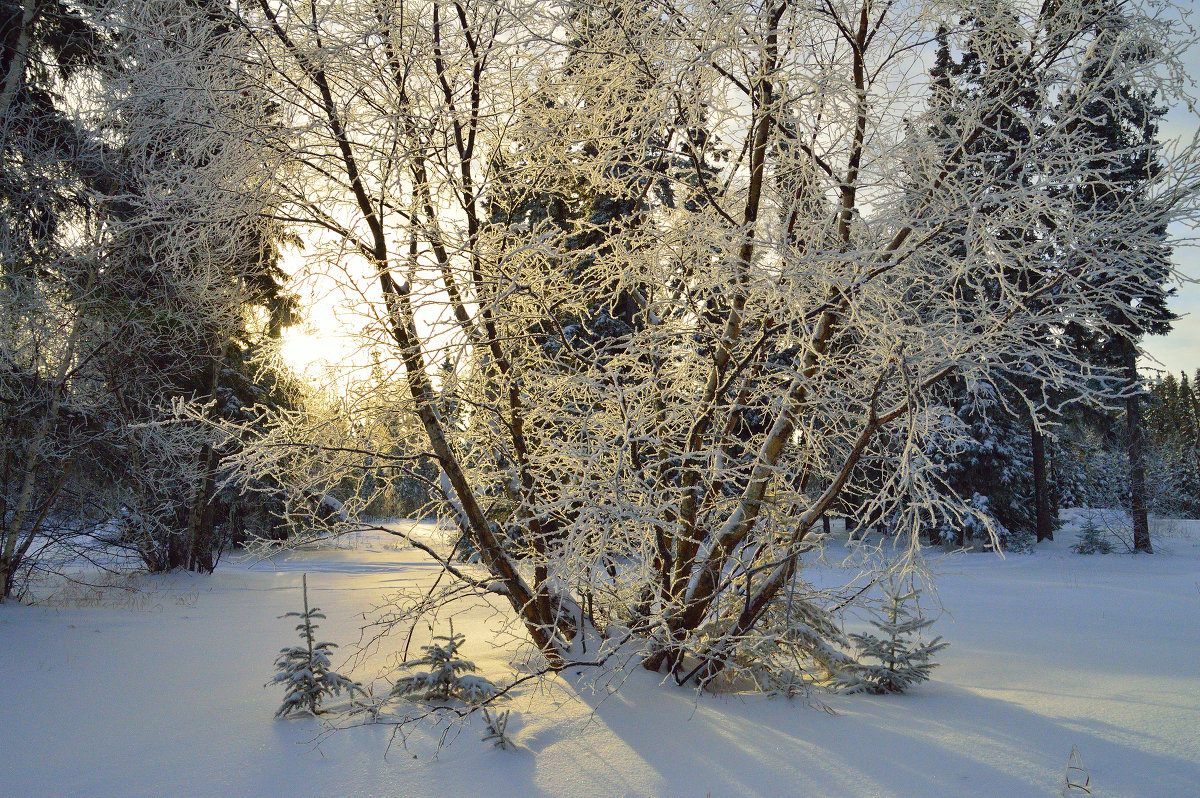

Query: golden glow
[{"left": 279, "top": 325, "right": 355, "bottom": 378}]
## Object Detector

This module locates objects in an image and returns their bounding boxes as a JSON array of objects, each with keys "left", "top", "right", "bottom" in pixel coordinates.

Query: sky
[
  {"left": 281, "top": 6, "right": 1200, "bottom": 382},
  {"left": 1144, "top": 13, "right": 1200, "bottom": 377}
]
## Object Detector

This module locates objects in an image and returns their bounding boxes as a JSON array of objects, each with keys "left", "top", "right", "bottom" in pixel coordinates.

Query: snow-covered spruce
[
  {"left": 389, "top": 626, "right": 500, "bottom": 704},
  {"left": 1073, "top": 517, "right": 1116, "bottom": 555},
  {"left": 833, "top": 575, "right": 948, "bottom": 695},
  {"left": 269, "top": 574, "right": 362, "bottom": 717},
  {"left": 481, "top": 708, "right": 513, "bottom": 750}
]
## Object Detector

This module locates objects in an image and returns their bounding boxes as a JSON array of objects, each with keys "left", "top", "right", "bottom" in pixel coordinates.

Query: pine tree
[
  {"left": 833, "top": 575, "right": 948, "bottom": 695},
  {"left": 1072, "top": 516, "right": 1115, "bottom": 554},
  {"left": 0, "top": 0, "right": 115, "bottom": 600},
  {"left": 389, "top": 624, "right": 500, "bottom": 705},
  {"left": 1144, "top": 372, "right": 1200, "bottom": 517},
  {"left": 1060, "top": 1, "right": 1175, "bottom": 553},
  {"left": 270, "top": 574, "right": 361, "bottom": 717},
  {"left": 931, "top": 378, "right": 1037, "bottom": 550},
  {"left": 480, "top": 708, "right": 513, "bottom": 750},
  {"left": 920, "top": 5, "right": 1057, "bottom": 547},
  {"left": 96, "top": 0, "right": 299, "bottom": 573}
]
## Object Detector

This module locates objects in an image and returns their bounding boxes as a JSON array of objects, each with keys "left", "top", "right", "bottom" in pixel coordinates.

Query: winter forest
[{"left": 4, "top": 0, "right": 1200, "bottom": 794}]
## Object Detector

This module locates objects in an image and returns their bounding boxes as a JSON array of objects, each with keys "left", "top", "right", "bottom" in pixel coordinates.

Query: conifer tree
[
  {"left": 270, "top": 574, "right": 361, "bottom": 717},
  {"left": 833, "top": 575, "right": 948, "bottom": 695},
  {"left": 389, "top": 624, "right": 500, "bottom": 705},
  {"left": 0, "top": 0, "right": 115, "bottom": 600},
  {"left": 931, "top": 379, "right": 1036, "bottom": 549},
  {"left": 1060, "top": 1, "right": 1175, "bottom": 552},
  {"left": 1072, "top": 516, "right": 1115, "bottom": 554},
  {"left": 96, "top": 0, "right": 299, "bottom": 572},
  {"left": 1145, "top": 372, "right": 1200, "bottom": 517},
  {"left": 921, "top": 5, "right": 1051, "bottom": 548}
]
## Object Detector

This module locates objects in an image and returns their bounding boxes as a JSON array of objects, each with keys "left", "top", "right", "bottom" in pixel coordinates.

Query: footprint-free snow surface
[{"left": 2, "top": 512, "right": 1198, "bottom": 797}]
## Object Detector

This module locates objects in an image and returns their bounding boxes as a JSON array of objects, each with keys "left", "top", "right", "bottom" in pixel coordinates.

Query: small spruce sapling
[
  {"left": 481, "top": 707, "right": 513, "bottom": 750},
  {"left": 270, "top": 573, "right": 362, "bottom": 717},
  {"left": 833, "top": 574, "right": 948, "bottom": 695},
  {"left": 390, "top": 623, "right": 500, "bottom": 704},
  {"left": 1072, "top": 517, "right": 1114, "bottom": 554}
]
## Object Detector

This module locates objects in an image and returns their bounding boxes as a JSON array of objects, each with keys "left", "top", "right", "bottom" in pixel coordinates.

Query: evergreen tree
[
  {"left": 1144, "top": 372, "right": 1200, "bottom": 517},
  {"left": 0, "top": 0, "right": 300, "bottom": 596},
  {"left": 1055, "top": 408, "right": 1129, "bottom": 510},
  {"left": 0, "top": 0, "right": 115, "bottom": 599},
  {"left": 1072, "top": 516, "right": 1115, "bottom": 554},
  {"left": 480, "top": 707, "right": 513, "bottom": 750},
  {"left": 1060, "top": 1, "right": 1175, "bottom": 552},
  {"left": 920, "top": 5, "right": 1054, "bottom": 547},
  {"left": 389, "top": 625, "right": 500, "bottom": 704},
  {"left": 270, "top": 574, "right": 361, "bottom": 717},
  {"left": 931, "top": 378, "right": 1036, "bottom": 550},
  {"left": 95, "top": 0, "right": 299, "bottom": 572},
  {"left": 833, "top": 574, "right": 948, "bottom": 695}
]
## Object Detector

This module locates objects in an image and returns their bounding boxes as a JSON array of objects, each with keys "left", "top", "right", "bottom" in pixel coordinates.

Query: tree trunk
[
  {"left": 1031, "top": 421, "right": 1053, "bottom": 542},
  {"left": 1125, "top": 348, "right": 1152, "bottom": 553},
  {"left": 183, "top": 350, "right": 222, "bottom": 573},
  {"left": 0, "top": 558, "right": 13, "bottom": 601},
  {"left": 0, "top": 0, "right": 38, "bottom": 118}
]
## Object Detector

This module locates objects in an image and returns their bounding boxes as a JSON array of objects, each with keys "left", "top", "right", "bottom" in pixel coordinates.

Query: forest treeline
[{"left": 0, "top": 0, "right": 304, "bottom": 597}]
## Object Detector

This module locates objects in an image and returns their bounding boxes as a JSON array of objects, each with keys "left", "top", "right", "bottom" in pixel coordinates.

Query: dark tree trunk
[
  {"left": 188, "top": 440, "right": 219, "bottom": 573},
  {"left": 1125, "top": 350, "right": 1152, "bottom": 553},
  {"left": 0, "top": 559, "right": 14, "bottom": 601},
  {"left": 181, "top": 352, "right": 222, "bottom": 573},
  {"left": 1031, "top": 421, "right": 1053, "bottom": 541}
]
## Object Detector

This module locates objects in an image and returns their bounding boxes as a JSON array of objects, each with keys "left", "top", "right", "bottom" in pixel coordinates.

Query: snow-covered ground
[{"left": 2, "top": 513, "right": 1198, "bottom": 797}]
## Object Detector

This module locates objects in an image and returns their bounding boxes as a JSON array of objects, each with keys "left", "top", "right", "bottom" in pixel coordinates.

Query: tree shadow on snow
[{"left": 513, "top": 671, "right": 1199, "bottom": 797}]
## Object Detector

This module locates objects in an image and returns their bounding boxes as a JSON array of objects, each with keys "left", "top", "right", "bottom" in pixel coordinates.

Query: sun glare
[{"left": 280, "top": 326, "right": 355, "bottom": 378}]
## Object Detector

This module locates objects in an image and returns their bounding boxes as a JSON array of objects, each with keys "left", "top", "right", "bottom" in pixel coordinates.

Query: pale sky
[
  {"left": 282, "top": 7, "right": 1200, "bottom": 381},
  {"left": 1143, "top": 13, "right": 1200, "bottom": 378}
]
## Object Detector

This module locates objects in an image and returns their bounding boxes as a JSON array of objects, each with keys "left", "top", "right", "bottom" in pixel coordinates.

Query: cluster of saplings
[
  {"left": 271, "top": 572, "right": 947, "bottom": 749},
  {"left": 270, "top": 576, "right": 515, "bottom": 748}
]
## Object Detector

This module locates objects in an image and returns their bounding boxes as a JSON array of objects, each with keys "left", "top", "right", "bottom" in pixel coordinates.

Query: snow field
[{"left": 1, "top": 514, "right": 1197, "bottom": 797}]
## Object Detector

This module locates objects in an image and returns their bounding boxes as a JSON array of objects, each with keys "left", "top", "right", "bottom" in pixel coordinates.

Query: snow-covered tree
[
  {"left": 833, "top": 575, "right": 948, "bottom": 695},
  {"left": 389, "top": 626, "right": 500, "bottom": 705},
  {"left": 0, "top": 0, "right": 116, "bottom": 600},
  {"left": 921, "top": 5, "right": 1054, "bottom": 548},
  {"left": 928, "top": 378, "right": 1036, "bottom": 550},
  {"left": 1072, "top": 516, "right": 1115, "bottom": 555},
  {"left": 208, "top": 0, "right": 1200, "bottom": 687},
  {"left": 480, "top": 707, "right": 513, "bottom": 749},
  {"left": 270, "top": 574, "right": 361, "bottom": 717},
  {"left": 1141, "top": 373, "right": 1200, "bottom": 518},
  {"left": 0, "top": 0, "right": 300, "bottom": 598},
  {"left": 1059, "top": 0, "right": 1177, "bottom": 553},
  {"left": 89, "top": 0, "right": 299, "bottom": 572}
]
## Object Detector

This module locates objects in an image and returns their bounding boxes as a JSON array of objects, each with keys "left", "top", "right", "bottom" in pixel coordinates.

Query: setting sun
[{"left": 279, "top": 325, "right": 358, "bottom": 379}]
